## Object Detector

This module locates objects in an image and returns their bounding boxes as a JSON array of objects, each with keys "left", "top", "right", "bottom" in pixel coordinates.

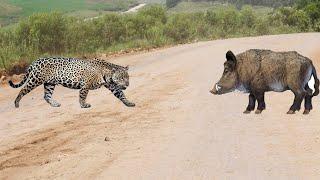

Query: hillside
[
  {"left": 0, "top": 0, "right": 141, "bottom": 26},
  {"left": 167, "top": 0, "right": 297, "bottom": 8},
  {"left": 167, "top": 1, "right": 273, "bottom": 13}
]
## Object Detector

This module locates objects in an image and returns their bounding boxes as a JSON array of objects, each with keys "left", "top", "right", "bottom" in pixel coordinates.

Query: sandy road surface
[{"left": 1, "top": 33, "right": 320, "bottom": 179}]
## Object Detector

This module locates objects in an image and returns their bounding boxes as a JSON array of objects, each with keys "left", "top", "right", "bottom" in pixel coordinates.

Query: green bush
[
  {"left": 146, "top": 24, "right": 167, "bottom": 46},
  {"left": 165, "top": 13, "right": 194, "bottom": 43},
  {"left": 16, "top": 12, "right": 67, "bottom": 54},
  {"left": 65, "top": 19, "right": 101, "bottom": 54},
  {"left": 99, "top": 14, "right": 126, "bottom": 46},
  {"left": 274, "top": 7, "right": 311, "bottom": 31},
  {"left": 205, "top": 10, "right": 219, "bottom": 26},
  {"left": 240, "top": 5, "right": 257, "bottom": 29},
  {"left": 296, "top": 0, "right": 320, "bottom": 30},
  {"left": 0, "top": 4, "right": 317, "bottom": 72},
  {"left": 217, "top": 6, "right": 239, "bottom": 35},
  {"left": 254, "top": 17, "right": 270, "bottom": 35},
  {"left": 138, "top": 5, "right": 167, "bottom": 24}
]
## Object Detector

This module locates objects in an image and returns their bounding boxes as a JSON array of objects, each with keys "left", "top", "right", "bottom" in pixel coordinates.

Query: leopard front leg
[
  {"left": 79, "top": 88, "right": 91, "bottom": 108},
  {"left": 108, "top": 86, "right": 135, "bottom": 107},
  {"left": 114, "top": 88, "right": 135, "bottom": 107}
]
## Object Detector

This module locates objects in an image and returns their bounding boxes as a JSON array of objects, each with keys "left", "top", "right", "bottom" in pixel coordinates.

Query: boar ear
[{"left": 226, "top": 50, "right": 237, "bottom": 63}]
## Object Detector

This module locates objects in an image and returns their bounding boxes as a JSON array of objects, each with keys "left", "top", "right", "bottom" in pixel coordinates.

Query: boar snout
[{"left": 210, "top": 84, "right": 222, "bottom": 95}]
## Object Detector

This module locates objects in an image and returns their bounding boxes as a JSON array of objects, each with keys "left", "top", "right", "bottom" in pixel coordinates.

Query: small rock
[{"left": 104, "top": 136, "right": 110, "bottom": 142}]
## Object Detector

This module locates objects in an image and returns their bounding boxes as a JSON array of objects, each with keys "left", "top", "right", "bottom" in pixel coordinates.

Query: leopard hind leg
[{"left": 14, "top": 76, "right": 43, "bottom": 108}]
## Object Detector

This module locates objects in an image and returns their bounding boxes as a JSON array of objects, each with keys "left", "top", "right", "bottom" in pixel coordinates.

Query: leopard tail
[{"left": 9, "top": 67, "right": 31, "bottom": 88}]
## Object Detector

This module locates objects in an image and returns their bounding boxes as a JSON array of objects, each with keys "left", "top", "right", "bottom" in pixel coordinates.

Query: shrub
[
  {"left": 138, "top": 5, "right": 167, "bottom": 24},
  {"left": 272, "top": 7, "right": 311, "bottom": 31},
  {"left": 304, "top": 2, "right": 320, "bottom": 28},
  {"left": 146, "top": 23, "right": 167, "bottom": 46},
  {"left": 240, "top": 5, "right": 257, "bottom": 29},
  {"left": 165, "top": 13, "right": 194, "bottom": 43},
  {"left": 100, "top": 14, "right": 126, "bottom": 46},
  {"left": 16, "top": 12, "right": 67, "bottom": 54},
  {"left": 65, "top": 19, "right": 101, "bottom": 54},
  {"left": 205, "top": 10, "right": 219, "bottom": 26},
  {"left": 216, "top": 6, "right": 239, "bottom": 35},
  {"left": 0, "top": 4, "right": 317, "bottom": 72},
  {"left": 254, "top": 17, "right": 270, "bottom": 35},
  {"left": 296, "top": 0, "right": 320, "bottom": 30}
]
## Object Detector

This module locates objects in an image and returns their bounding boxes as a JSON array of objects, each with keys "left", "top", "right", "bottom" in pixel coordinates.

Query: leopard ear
[{"left": 124, "top": 65, "right": 129, "bottom": 71}]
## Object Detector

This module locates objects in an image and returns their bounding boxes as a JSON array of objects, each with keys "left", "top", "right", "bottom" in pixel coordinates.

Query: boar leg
[
  {"left": 287, "top": 90, "right": 306, "bottom": 114},
  {"left": 304, "top": 95, "right": 312, "bottom": 114},
  {"left": 244, "top": 93, "right": 256, "bottom": 114},
  {"left": 255, "top": 93, "right": 266, "bottom": 114},
  {"left": 304, "top": 84, "right": 313, "bottom": 115}
]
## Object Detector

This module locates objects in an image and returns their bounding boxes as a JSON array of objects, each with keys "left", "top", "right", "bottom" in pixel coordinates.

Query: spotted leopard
[{"left": 9, "top": 57, "right": 135, "bottom": 108}]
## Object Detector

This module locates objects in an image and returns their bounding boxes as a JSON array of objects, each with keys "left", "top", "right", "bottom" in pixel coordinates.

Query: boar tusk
[{"left": 215, "top": 84, "right": 221, "bottom": 91}]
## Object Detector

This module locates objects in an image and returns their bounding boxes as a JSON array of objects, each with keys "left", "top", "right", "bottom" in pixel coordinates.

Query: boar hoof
[
  {"left": 303, "top": 110, "right": 310, "bottom": 115},
  {"left": 287, "top": 110, "right": 295, "bottom": 114},
  {"left": 255, "top": 110, "right": 262, "bottom": 114},
  {"left": 243, "top": 110, "right": 251, "bottom": 114}
]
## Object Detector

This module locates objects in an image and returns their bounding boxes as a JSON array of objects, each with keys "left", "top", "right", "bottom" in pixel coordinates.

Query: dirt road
[
  {"left": 1, "top": 33, "right": 320, "bottom": 179},
  {"left": 123, "top": 3, "right": 146, "bottom": 13}
]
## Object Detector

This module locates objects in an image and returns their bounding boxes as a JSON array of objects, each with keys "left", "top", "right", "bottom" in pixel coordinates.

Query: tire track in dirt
[{"left": 0, "top": 112, "right": 120, "bottom": 171}]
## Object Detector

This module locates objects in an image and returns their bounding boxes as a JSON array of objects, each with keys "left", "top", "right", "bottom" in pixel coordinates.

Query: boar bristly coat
[{"left": 210, "top": 49, "right": 320, "bottom": 114}]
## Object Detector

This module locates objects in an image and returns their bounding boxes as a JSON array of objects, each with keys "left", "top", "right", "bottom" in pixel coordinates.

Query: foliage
[
  {"left": 0, "top": 0, "right": 138, "bottom": 26},
  {"left": 165, "top": 13, "right": 194, "bottom": 42},
  {"left": 16, "top": 12, "right": 67, "bottom": 54},
  {"left": 240, "top": 5, "right": 257, "bottom": 29},
  {"left": 167, "top": 0, "right": 297, "bottom": 8},
  {"left": 296, "top": 0, "right": 320, "bottom": 30},
  {"left": 0, "top": 4, "right": 317, "bottom": 72}
]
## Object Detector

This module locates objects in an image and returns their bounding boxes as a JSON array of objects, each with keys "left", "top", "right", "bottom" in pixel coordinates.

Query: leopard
[{"left": 9, "top": 57, "right": 135, "bottom": 108}]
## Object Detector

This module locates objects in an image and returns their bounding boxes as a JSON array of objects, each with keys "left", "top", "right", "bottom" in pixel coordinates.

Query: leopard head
[{"left": 111, "top": 66, "right": 130, "bottom": 90}]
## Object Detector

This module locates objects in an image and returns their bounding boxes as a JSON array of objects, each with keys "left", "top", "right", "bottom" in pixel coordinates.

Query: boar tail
[{"left": 312, "top": 65, "right": 319, "bottom": 96}]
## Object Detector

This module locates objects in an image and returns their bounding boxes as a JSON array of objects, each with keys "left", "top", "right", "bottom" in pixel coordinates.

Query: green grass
[
  {"left": 168, "top": 1, "right": 224, "bottom": 12},
  {"left": 0, "top": 0, "right": 139, "bottom": 26},
  {"left": 168, "top": 1, "right": 273, "bottom": 14},
  {"left": 0, "top": 0, "right": 20, "bottom": 26},
  {"left": 89, "top": 0, "right": 139, "bottom": 11},
  {"left": 7, "top": 0, "right": 88, "bottom": 16},
  {"left": 138, "top": 0, "right": 165, "bottom": 3},
  {"left": 0, "top": 1, "right": 20, "bottom": 16},
  {"left": 66, "top": 10, "right": 102, "bottom": 19}
]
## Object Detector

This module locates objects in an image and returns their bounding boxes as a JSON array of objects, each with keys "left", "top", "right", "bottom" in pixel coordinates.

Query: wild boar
[{"left": 210, "top": 49, "right": 319, "bottom": 114}]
